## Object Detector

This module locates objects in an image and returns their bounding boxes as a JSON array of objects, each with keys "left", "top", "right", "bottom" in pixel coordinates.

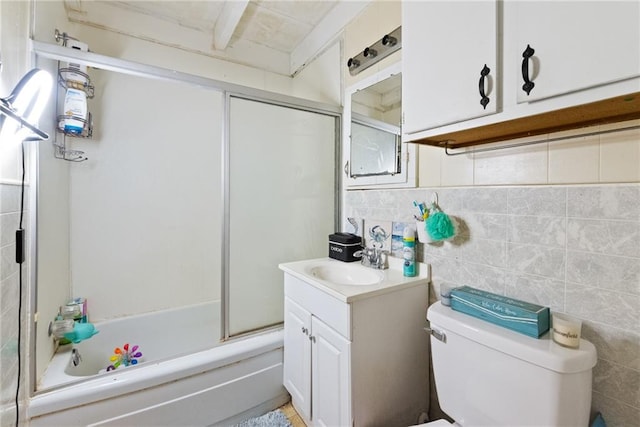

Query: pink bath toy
[{"left": 106, "top": 343, "right": 143, "bottom": 371}]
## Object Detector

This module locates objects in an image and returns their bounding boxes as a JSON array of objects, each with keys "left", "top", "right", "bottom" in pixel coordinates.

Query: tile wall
[
  {"left": 419, "top": 120, "right": 640, "bottom": 187},
  {"left": 0, "top": 183, "right": 28, "bottom": 425},
  {"left": 345, "top": 184, "right": 639, "bottom": 426}
]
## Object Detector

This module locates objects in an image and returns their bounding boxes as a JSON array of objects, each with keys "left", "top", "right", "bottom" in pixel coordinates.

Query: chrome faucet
[
  {"left": 354, "top": 224, "right": 390, "bottom": 269},
  {"left": 356, "top": 246, "right": 388, "bottom": 269}
]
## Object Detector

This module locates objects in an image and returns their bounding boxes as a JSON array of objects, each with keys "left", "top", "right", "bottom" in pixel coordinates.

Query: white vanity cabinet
[
  {"left": 284, "top": 296, "right": 350, "bottom": 426},
  {"left": 282, "top": 268, "right": 429, "bottom": 427},
  {"left": 403, "top": 0, "right": 640, "bottom": 143}
]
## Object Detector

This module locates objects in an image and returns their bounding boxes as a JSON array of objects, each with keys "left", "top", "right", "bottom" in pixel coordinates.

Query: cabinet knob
[
  {"left": 309, "top": 335, "right": 316, "bottom": 343},
  {"left": 521, "top": 44, "right": 536, "bottom": 95},
  {"left": 301, "top": 327, "right": 308, "bottom": 335},
  {"left": 478, "top": 64, "right": 491, "bottom": 109}
]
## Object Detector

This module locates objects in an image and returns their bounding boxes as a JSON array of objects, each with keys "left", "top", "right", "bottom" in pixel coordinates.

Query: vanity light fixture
[
  {"left": 382, "top": 34, "right": 397, "bottom": 47},
  {"left": 363, "top": 47, "right": 377, "bottom": 58},
  {"left": 0, "top": 68, "right": 53, "bottom": 143},
  {"left": 347, "top": 26, "right": 402, "bottom": 76}
]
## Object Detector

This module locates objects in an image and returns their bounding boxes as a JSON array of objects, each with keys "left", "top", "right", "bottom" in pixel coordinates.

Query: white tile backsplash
[
  {"left": 593, "top": 358, "right": 640, "bottom": 409},
  {"left": 434, "top": 119, "right": 640, "bottom": 187},
  {"left": 567, "top": 186, "right": 640, "bottom": 220},
  {"left": 507, "top": 215, "right": 566, "bottom": 247},
  {"left": 507, "top": 187, "right": 567, "bottom": 217},
  {"left": 441, "top": 150, "right": 474, "bottom": 186},
  {"left": 475, "top": 142, "right": 548, "bottom": 185},
  {"left": 566, "top": 251, "right": 640, "bottom": 295},
  {"left": 507, "top": 242, "right": 566, "bottom": 280},
  {"left": 600, "top": 126, "right": 640, "bottom": 183},
  {"left": 567, "top": 218, "right": 640, "bottom": 257},
  {"left": 548, "top": 134, "right": 600, "bottom": 183}
]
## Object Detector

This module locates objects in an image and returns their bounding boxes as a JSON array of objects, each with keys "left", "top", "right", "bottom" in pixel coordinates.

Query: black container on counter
[{"left": 328, "top": 232, "right": 363, "bottom": 262}]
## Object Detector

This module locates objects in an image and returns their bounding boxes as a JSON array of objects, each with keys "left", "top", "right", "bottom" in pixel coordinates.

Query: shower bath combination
[
  {"left": 27, "top": 35, "right": 339, "bottom": 425},
  {"left": 30, "top": 302, "right": 288, "bottom": 425}
]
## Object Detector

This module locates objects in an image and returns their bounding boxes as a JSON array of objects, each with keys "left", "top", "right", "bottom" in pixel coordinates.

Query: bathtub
[{"left": 29, "top": 302, "right": 288, "bottom": 426}]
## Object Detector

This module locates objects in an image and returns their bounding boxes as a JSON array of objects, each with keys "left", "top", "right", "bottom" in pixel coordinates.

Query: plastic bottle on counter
[{"left": 403, "top": 225, "right": 416, "bottom": 277}]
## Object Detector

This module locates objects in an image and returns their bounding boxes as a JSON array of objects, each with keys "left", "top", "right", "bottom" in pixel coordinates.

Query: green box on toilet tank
[{"left": 450, "top": 286, "right": 550, "bottom": 338}]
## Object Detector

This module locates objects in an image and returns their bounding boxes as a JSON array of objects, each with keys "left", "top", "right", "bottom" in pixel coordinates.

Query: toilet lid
[{"left": 412, "top": 419, "right": 453, "bottom": 427}]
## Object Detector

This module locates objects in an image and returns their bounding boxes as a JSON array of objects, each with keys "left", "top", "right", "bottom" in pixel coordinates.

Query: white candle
[{"left": 552, "top": 313, "right": 582, "bottom": 349}]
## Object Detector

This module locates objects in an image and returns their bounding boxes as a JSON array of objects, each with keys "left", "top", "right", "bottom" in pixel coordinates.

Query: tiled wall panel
[
  {"left": 0, "top": 183, "right": 28, "bottom": 423},
  {"left": 345, "top": 183, "right": 640, "bottom": 426},
  {"left": 419, "top": 120, "right": 640, "bottom": 188}
]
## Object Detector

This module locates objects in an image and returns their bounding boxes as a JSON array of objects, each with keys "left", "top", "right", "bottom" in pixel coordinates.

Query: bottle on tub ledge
[{"left": 53, "top": 297, "right": 98, "bottom": 344}]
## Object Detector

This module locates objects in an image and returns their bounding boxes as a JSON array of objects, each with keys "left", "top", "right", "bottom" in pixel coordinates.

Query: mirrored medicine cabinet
[{"left": 343, "top": 62, "right": 416, "bottom": 188}]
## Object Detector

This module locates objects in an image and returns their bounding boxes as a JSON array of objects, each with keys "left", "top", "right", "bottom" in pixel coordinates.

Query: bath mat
[{"left": 234, "top": 409, "right": 292, "bottom": 427}]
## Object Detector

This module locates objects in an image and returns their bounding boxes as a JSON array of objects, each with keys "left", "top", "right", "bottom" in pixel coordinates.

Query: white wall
[
  {"left": 33, "top": 56, "right": 71, "bottom": 385},
  {"left": 343, "top": 0, "right": 401, "bottom": 90},
  {"left": 291, "top": 42, "right": 341, "bottom": 105}
]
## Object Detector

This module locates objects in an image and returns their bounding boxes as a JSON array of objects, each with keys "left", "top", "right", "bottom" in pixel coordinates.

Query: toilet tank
[{"left": 427, "top": 302, "right": 597, "bottom": 427}]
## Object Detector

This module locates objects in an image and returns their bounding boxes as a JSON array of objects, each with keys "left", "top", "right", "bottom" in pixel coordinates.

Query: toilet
[{"left": 418, "top": 301, "right": 597, "bottom": 427}]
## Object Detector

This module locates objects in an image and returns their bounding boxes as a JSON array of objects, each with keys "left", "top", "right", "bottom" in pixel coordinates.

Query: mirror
[
  {"left": 350, "top": 72, "right": 402, "bottom": 177},
  {"left": 344, "top": 63, "right": 415, "bottom": 188}
]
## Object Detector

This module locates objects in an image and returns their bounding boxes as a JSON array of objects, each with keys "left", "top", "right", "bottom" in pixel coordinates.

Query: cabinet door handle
[
  {"left": 521, "top": 44, "right": 535, "bottom": 95},
  {"left": 309, "top": 335, "right": 316, "bottom": 343},
  {"left": 301, "top": 327, "right": 308, "bottom": 335},
  {"left": 478, "top": 64, "right": 491, "bottom": 109},
  {"left": 344, "top": 161, "right": 350, "bottom": 177}
]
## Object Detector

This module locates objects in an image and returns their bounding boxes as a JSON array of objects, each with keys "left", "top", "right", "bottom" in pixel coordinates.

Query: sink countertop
[{"left": 279, "top": 257, "right": 431, "bottom": 303}]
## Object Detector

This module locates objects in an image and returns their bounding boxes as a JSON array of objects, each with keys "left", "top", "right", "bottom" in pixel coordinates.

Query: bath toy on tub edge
[
  {"left": 63, "top": 322, "right": 98, "bottom": 344},
  {"left": 106, "top": 343, "right": 143, "bottom": 371}
]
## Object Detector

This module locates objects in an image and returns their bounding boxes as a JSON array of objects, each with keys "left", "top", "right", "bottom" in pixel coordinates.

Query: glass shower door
[{"left": 227, "top": 96, "right": 337, "bottom": 336}]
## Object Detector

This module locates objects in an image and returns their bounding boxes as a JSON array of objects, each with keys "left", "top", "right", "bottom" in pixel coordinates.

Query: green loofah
[{"left": 426, "top": 211, "right": 456, "bottom": 241}]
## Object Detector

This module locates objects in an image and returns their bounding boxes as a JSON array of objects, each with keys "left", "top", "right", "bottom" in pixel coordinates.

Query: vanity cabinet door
[
  {"left": 311, "top": 316, "right": 351, "bottom": 427},
  {"left": 402, "top": 0, "right": 498, "bottom": 134},
  {"left": 283, "top": 297, "right": 312, "bottom": 420},
  {"left": 514, "top": 1, "right": 640, "bottom": 104}
]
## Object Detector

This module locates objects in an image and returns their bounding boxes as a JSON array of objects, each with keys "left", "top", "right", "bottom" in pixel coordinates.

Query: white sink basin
[
  {"left": 280, "top": 257, "right": 431, "bottom": 303},
  {"left": 305, "top": 262, "right": 383, "bottom": 286}
]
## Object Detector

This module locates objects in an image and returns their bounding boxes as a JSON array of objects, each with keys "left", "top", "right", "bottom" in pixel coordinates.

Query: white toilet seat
[{"left": 412, "top": 419, "right": 453, "bottom": 427}]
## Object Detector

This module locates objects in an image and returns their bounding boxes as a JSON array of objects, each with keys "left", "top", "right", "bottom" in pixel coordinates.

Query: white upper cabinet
[
  {"left": 403, "top": 0, "right": 498, "bottom": 133},
  {"left": 402, "top": 0, "right": 640, "bottom": 146},
  {"left": 514, "top": 1, "right": 640, "bottom": 103}
]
